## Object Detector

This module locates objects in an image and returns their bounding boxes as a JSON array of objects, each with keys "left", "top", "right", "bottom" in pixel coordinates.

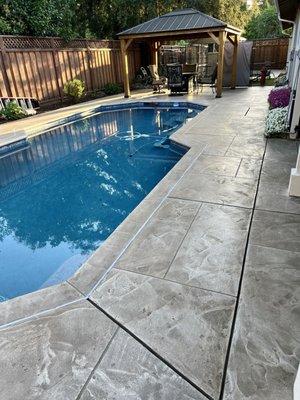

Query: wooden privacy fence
[
  {"left": 0, "top": 35, "right": 141, "bottom": 103},
  {"left": 250, "top": 37, "right": 289, "bottom": 70}
]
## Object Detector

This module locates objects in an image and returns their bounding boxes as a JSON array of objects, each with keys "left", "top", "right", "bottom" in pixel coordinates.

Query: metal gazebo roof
[{"left": 118, "top": 9, "right": 241, "bottom": 38}]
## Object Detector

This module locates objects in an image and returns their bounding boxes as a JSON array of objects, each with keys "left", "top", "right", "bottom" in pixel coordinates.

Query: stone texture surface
[
  {"left": 236, "top": 158, "right": 262, "bottom": 180},
  {"left": 0, "top": 282, "right": 83, "bottom": 327},
  {"left": 226, "top": 136, "right": 266, "bottom": 159},
  {"left": 68, "top": 231, "right": 132, "bottom": 295},
  {"left": 224, "top": 245, "right": 300, "bottom": 400},
  {"left": 188, "top": 155, "right": 241, "bottom": 177},
  {"left": 256, "top": 159, "right": 300, "bottom": 214},
  {"left": 166, "top": 203, "right": 251, "bottom": 296},
  {"left": 229, "top": 118, "right": 266, "bottom": 135},
  {"left": 171, "top": 132, "right": 234, "bottom": 156},
  {"left": 91, "top": 269, "right": 235, "bottom": 399},
  {"left": 170, "top": 172, "right": 257, "bottom": 208},
  {"left": 183, "top": 123, "right": 236, "bottom": 137},
  {"left": 0, "top": 301, "right": 117, "bottom": 400},
  {"left": 114, "top": 198, "right": 200, "bottom": 277},
  {"left": 80, "top": 329, "right": 208, "bottom": 400},
  {"left": 201, "top": 137, "right": 235, "bottom": 156},
  {"left": 250, "top": 210, "right": 300, "bottom": 252},
  {"left": 264, "top": 139, "right": 299, "bottom": 163}
]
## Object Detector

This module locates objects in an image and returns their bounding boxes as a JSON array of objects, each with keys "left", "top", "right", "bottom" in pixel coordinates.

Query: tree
[
  {"left": 179, "top": 0, "right": 252, "bottom": 30},
  {"left": 0, "top": 0, "right": 79, "bottom": 39},
  {"left": 76, "top": 0, "right": 254, "bottom": 38},
  {"left": 76, "top": 0, "right": 187, "bottom": 39},
  {"left": 244, "top": 3, "right": 284, "bottom": 39},
  {"left": 0, "top": 0, "right": 260, "bottom": 39}
]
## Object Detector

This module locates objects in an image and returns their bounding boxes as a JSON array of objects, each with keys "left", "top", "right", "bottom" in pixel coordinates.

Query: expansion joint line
[
  {"left": 218, "top": 138, "right": 268, "bottom": 400},
  {"left": 88, "top": 298, "right": 214, "bottom": 400}
]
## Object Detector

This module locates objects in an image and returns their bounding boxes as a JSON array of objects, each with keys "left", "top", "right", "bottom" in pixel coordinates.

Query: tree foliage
[
  {"left": 0, "top": 0, "right": 283, "bottom": 39},
  {"left": 0, "top": 0, "right": 79, "bottom": 38},
  {"left": 77, "top": 0, "right": 252, "bottom": 38},
  {"left": 244, "top": 3, "right": 284, "bottom": 39}
]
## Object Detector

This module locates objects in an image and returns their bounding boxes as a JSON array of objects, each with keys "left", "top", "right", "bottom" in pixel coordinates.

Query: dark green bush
[
  {"left": 102, "top": 83, "right": 122, "bottom": 95},
  {"left": 0, "top": 101, "right": 26, "bottom": 120}
]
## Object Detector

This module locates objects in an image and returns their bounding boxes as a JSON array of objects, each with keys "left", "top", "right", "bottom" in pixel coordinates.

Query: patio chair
[
  {"left": 166, "top": 64, "right": 185, "bottom": 94},
  {"left": 136, "top": 66, "right": 152, "bottom": 86},
  {"left": 0, "top": 97, "right": 39, "bottom": 115},
  {"left": 182, "top": 64, "right": 198, "bottom": 91},
  {"left": 148, "top": 65, "right": 167, "bottom": 93},
  {"left": 197, "top": 64, "right": 217, "bottom": 94}
]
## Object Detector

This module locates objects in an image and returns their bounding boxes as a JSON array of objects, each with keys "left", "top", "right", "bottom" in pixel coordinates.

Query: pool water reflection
[{"left": 0, "top": 105, "right": 199, "bottom": 300}]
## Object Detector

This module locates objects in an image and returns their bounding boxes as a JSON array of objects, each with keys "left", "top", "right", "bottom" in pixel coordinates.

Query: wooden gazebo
[{"left": 118, "top": 9, "right": 242, "bottom": 98}]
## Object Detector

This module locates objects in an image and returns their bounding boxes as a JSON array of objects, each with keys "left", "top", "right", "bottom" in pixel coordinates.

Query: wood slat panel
[
  {"left": 0, "top": 35, "right": 141, "bottom": 103},
  {"left": 251, "top": 38, "right": 289, "bottom": 70},
  {"left": 0, "top": 66, "right": 8, "bottom": 97}
]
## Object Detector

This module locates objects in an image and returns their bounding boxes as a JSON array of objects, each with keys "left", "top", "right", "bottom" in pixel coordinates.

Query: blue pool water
[{"left": 0, "top": 104, "right": 201, "bottom": 300}]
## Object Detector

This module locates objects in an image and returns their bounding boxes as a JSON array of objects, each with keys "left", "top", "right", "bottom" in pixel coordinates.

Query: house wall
[
  {"left": 287, "top": 6, "right": 300, "bottom": 197},
  {"left": 288, "top": 7, "right": 300, "bottom": 132}
]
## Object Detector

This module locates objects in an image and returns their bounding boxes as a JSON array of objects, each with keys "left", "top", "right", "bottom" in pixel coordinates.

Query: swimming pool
[{"left": 0, "top": 103, "right": 203, "bottom": 300}]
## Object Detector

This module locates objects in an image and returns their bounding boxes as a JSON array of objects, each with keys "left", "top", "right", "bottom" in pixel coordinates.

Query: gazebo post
[
  {"left": 150, "top": 41, "right": 159, "bottom": 67},
  {"left": 216, "top": 31, "right": 226, "bottom": 98},
  {"left": 231, "top": 34, "right": 239, "bottom": 89},
  {"left": 120, "top": 38, "right": 132, "bottom": 98}
]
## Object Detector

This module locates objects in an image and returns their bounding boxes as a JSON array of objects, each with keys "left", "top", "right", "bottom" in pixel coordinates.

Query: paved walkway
[{"left": 0, "top": 88, "right": 299, "bottom": 400}]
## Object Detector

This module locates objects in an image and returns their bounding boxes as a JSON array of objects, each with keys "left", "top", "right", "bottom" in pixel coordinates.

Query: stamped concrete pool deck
[{"left": 0, "top": 87, "right": 299, "bottom": 400}]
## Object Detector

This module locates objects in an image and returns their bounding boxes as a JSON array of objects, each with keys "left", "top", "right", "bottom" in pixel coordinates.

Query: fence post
[
  {"left": 50, "top": 38, "right": 63, "bottom": 102},
  {"left": 0, "top": 37, "right": 13, "bottom": 97},
  {"left": 113, "top": 44, "right": 120, "bottom": 83},
  {"left": 85, "top": 40, "right": 95, "bottom": 92}
]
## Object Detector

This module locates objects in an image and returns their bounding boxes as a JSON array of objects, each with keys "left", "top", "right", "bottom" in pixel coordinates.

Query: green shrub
[
  {"left": 63, "top": 79, "right": 85, "bottom": 102},
  {"left": 102, "top": 83, "right": 122, "bottom": 95},
  {"left": 0, "top": 101, "right": 26, "bottom": 120}
]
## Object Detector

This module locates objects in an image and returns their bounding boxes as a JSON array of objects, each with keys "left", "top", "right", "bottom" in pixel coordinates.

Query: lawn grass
[{"left": 250, "top": 77, "right": 276, "bottom": 87}]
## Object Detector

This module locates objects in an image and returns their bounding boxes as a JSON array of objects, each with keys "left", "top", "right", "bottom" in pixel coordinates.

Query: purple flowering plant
[{"left": 268, "top": 86, "right": 291, "bottom": 109}]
